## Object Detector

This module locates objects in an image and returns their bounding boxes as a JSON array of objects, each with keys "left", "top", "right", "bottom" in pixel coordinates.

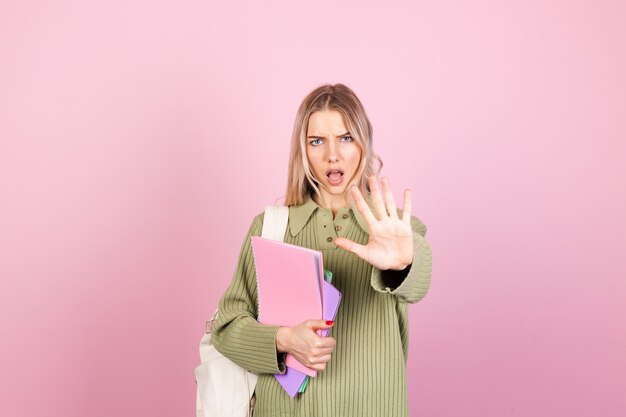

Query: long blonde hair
[{"left": 285, "top": 84, "right": 382, "bottom": 206}]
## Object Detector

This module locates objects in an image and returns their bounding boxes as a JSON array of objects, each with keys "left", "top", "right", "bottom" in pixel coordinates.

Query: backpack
[{"left": 195, "top": 206, "right": 289, "bottom": 417}]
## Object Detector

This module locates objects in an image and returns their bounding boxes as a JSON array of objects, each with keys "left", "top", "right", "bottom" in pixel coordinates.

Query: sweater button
[
  {"left": 342, "top": 214, "right": 349, "bottom": 219},
  {"left": 326, "top": 237, "right": 333, "bottom": 242}
]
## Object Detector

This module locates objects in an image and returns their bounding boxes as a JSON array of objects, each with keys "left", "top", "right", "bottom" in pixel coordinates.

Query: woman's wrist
[{"left": 276, "top": 326, "right": 291, "bottom": 353}]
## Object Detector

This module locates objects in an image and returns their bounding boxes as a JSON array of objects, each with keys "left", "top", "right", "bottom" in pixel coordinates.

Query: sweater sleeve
[
  {"left": 211, "top": 213, "right": 287, "bottom": 374},
  {"left": 370, "top": 215, "right": 432, "bottom": 303}
]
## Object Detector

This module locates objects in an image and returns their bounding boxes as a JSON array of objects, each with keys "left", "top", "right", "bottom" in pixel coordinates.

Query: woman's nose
[{"left": 326, "top": 140, "right": 339, "bottom": 162}]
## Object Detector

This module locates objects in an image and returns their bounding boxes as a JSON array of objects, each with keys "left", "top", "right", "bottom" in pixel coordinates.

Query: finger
[
  {"left": 369, "top": 175, "right": 387, "bottom": 220},
  {"left": 315, "top": 343, "right": 336, "bottom": 353},
  {"left": 320, "top": 342, "right": 335, "bottom": 352},
  {"left": 401, "top": 189, "right": 412, "bottom": 224},
  {"left": 381, "top": 177, "right": 398, "bottom": 219},
  {"left": 315, "top": 336, "right": 336, "bottom": 349},
  {"left": 312, "top": 362, "right": 327, "bottom": 371},
  {"left": 315, "top": 353, "right": 334, "bottom": 365},
  {"left": 334, "top": 237, "right": 368, "bottom": 261},
  {"left": 309, "top": 352, "right": 332, "bottom": 363},
  {"left": 350, "top": 185, "right": 377, "bottom": 228}
]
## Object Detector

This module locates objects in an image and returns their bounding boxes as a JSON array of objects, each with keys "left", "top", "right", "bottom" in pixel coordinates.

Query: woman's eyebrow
[{"left": 306, "top": 132, "right": 351, "bottom": 139}]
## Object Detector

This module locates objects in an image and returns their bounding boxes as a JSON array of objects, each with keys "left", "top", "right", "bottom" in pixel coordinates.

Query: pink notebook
[
  {"left": 275, "top": 280, "right": 342, "bottom": 397},
  {"left": 250, "top": 236, "right": 325, "bottom": 377}
]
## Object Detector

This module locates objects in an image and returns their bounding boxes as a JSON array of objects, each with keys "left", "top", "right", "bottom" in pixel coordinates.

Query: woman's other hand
[
  {"left": 335, "top": 175, "right": 413, "bottom": 271},
  {"left": 276, "top": 320, "right": 336, "bottom": 372}
]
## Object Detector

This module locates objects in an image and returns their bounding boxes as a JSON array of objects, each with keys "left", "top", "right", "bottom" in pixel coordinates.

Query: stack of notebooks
[{"left": 250, "top": 236, "right": 342, "bottom": 397}]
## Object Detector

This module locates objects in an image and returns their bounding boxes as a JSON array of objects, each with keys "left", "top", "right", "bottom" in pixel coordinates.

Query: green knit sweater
[{"left": 212, "top": 196, "right": 432, "bottom": 417}]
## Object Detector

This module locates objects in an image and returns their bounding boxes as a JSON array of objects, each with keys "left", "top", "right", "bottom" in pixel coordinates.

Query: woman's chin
[{"left": 320, "top": 182, "right": 348, "bottom": 194}]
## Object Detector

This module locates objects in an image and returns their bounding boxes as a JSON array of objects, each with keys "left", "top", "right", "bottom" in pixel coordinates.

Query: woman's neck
[{"left": 313, "top": 193, "right": 347, "bottom": 217}]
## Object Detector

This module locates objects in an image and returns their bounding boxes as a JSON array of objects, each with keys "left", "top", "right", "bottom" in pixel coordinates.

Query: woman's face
[{"left": 306, "top": 110, "right": 362, "bottom": 207}]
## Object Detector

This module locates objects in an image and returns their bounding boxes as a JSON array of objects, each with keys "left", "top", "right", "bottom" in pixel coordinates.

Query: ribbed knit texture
[{"left": 212, "top": 196, "right": 432, "bottom": 417}]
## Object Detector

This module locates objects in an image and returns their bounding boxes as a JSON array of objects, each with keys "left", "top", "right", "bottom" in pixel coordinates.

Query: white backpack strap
[{"left": 261, "top": 205, "right": 289, "bottom": 241}]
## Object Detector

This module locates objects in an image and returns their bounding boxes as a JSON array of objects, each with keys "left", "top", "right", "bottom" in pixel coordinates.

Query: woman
[{"left": 212, "top": 83, "right": 432, "bottom": 417}]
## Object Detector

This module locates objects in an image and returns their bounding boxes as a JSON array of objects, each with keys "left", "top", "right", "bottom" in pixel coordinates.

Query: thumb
[
  {"left": 305, "top": 319, "right": 334, "bottom": 331},
  {"left": 334, "top": 237, "right": 367, "bottom": 259}
]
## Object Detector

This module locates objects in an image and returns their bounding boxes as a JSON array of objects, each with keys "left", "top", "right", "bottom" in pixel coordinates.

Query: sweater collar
[{"left": 288, "top": 194, "right": 370, "bottom": 236}]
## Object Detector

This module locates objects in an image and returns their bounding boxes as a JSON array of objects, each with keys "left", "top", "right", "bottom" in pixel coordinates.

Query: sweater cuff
[{"left": 241, "top": 320, "right": 287, "bottom": 374}]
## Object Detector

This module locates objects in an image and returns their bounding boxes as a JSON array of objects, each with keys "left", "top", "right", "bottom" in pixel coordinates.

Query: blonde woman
[{"left": 212, "top": 84, "right": 432, "bottom": 417}]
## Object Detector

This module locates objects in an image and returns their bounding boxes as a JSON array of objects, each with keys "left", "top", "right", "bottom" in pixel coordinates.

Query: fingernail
[{"left": 326, "top": 320, "right": 334, "bottom": 326}]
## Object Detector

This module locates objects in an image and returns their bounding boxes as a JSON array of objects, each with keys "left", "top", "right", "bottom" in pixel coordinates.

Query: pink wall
[{"left": 1, "top": 1, "right": 625, "bottom": 416}]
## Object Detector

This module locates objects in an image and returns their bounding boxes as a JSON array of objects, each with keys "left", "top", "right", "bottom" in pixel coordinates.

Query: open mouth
[{"left": 325, "top": 169, "right": 344, "bottom": 186}]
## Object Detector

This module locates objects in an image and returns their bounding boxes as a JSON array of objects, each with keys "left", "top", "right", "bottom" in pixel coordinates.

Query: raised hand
[{"left": 334, "top": 176, "right": 413, "bottom": 271}]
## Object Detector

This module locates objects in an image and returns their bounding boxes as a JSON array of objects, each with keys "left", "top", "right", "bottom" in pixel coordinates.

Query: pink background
[{"left": 1, "top": 1, "right": 625, "bottom": 416}]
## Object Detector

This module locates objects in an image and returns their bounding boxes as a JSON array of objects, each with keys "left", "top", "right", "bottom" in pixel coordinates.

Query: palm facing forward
[{"left": 334, "top": 176, "right": 414, "bottom": 271}]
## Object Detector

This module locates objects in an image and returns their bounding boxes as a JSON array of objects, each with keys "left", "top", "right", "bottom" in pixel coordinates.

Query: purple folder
[{"left": 275, "top": 280, "right": 342, "bottom": 397}]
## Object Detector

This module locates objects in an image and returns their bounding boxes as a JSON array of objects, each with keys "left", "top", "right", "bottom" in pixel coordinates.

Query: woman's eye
[
  {"left": 340, "top": 136, "right": 353, "bottom": 142},
  {"left": 310, "top": 139, "right": 323, "bottom": 146}
]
